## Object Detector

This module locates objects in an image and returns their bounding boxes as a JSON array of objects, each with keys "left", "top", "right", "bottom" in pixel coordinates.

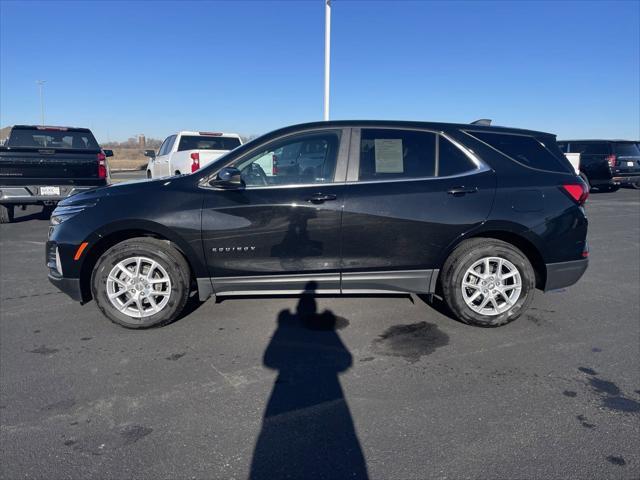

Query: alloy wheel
[
  {"left": 461, "top": 256, "right": 522, "bottom": 316},
  {"left": 106, "top": 256, "right": 172, "bottom": 319}
]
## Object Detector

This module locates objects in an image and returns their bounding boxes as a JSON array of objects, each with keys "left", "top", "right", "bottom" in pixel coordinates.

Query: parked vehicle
[
  {"left": 0, "top": 125, "right": 111, "bottom": 223},
  {"left": 47, "top": 120, "right": 589, "bottom": 329},
  {"left": 144, "top": 131, "right": 242, "bottom": 178},
  {"left": 557, "top": 140, "right": 640, "bottom": 190}
]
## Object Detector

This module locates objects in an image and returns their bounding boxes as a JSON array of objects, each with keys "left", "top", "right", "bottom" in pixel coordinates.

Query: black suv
[
  {"left": 47, "top": 121, "right": 589, "bottom": 329},
  {"left": 557, "top": 140, "right": 640, "bottom": 191}
]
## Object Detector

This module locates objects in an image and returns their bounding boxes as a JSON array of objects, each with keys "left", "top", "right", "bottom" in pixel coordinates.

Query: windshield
[
  {"left": 177, "top": 136, "right": 241, "bottom": 152},
  {"left": 6, "top": 128, "right": 99, "bottom": 150}
]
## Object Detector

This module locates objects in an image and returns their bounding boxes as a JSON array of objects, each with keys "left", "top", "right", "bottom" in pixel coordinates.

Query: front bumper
[
  {"left": 544, "top": 258, "right": 588, "bottom": 292},
  {"left": 0, "top": 185, "right": 99, "bottom": 204},
  {"left": 48, "top": 273, "right": 83, "bottom": 302}
]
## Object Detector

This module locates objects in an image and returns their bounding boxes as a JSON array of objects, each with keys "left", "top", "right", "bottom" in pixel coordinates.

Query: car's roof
[
  {"left": 559, "top": 139, "right": 639, "bottom": 143},
  {"left": 265, "top": 120, "right": 557, "bottom": 138},
  {"left": 177, "top": 131, "right": 241, "bottom": 137},
  {"left": 12, "top": 124, "right": 92, "bottom": 133}
]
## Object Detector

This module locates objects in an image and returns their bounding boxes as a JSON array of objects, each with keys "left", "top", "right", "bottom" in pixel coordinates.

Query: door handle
[
  {"left": 305, "top": 193, "right": 337, "bottom": 204},
  {"left": 447, "top": 186, "right": 478, "bottom": 196}
]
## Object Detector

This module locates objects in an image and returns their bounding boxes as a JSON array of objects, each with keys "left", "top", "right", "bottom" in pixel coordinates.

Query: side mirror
[
  {"left": 103, "top": 149, "right": 114, "bottom": 157},
  {"left": 144, "top": 149, "right": 156, "bottom": 158},
  {"left": 210, "top": 167, "right": 244, "bottom": 189}
]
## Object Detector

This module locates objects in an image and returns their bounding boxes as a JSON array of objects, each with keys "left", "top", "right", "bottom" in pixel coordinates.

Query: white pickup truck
[{"left": 145, "top": 131, "right": 242, "bottom": 179}]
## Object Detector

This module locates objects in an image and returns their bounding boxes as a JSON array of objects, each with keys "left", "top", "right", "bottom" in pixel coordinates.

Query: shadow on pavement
[{"left": 249, "top": 281, "right": 368, "bottom": 480}]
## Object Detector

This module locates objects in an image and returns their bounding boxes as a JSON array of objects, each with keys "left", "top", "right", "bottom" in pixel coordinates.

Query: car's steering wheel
[{"left": 241, "top": 163, "right": 268, "bottom": 186}]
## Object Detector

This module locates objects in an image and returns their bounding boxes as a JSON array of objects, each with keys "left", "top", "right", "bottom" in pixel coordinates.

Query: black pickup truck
[
  {"left": 557, "top": 139, "right": 640, "bottom": 191},
  {"left": 0, "top": 125, "right": 112, "bottom": 223}
]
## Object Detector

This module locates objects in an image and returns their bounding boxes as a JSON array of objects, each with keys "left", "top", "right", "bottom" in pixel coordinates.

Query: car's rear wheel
[
  {"left": 91, "top": 237, "right": 191, "bottom": 328},
  {"left": 440, "top": 238, "right": 535, "bottom": 327},
  {"left": 0, "top": 204, "right": 14, "bottom": 224}
]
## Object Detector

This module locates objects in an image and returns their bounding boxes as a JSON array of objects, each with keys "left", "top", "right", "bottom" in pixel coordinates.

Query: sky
[{"left": 1, "top": 0, "right": 638, "bottom": 142}]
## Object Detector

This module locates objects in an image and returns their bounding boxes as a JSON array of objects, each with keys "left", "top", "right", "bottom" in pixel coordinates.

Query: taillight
[
  {"left": 272, "top": 154, "right": 278, "bottom": 175},
  {"left": 561, "top": 182, "right": 589, "bottom": 205},
  {"left": 190, "top": 152, "right": 200, "bottom": 172},
  {"left": 97, "top": 152, "right": 107, "bottom": 179},
  {"left": 607, "top": 154, "right": 617, "bottom": 168}
]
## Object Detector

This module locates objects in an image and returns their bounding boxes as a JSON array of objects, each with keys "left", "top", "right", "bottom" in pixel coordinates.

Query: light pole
[
  {"left": 36, "top": 80, "right": 46, "bottom": 125},
  {"left": 323, "top": 0, "right": 331, "bottom": 121}
]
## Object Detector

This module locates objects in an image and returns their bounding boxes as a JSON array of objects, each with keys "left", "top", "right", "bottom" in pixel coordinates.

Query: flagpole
[{"left": 323, "top": 0, "right": 331, "bottom": 121}]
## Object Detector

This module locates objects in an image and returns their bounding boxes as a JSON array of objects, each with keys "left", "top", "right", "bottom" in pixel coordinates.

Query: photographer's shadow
[{"left": 249, "top": 281, "right": 368, "bottom": 480}]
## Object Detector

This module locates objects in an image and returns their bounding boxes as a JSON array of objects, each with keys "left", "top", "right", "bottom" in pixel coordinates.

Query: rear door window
[
  {"left": 468, "top": 131, "right": 572, "bottom": 173},
  {"left": 359, "top": 129, "right": 436, "bottom": 180},
  {"left": 357, "top": 129, "right": 478, "bottom": 181}
]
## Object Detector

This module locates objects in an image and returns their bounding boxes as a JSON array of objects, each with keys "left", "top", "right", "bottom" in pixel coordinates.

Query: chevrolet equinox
[{"left": 47, "top": 121, "right": 589, "bottom": 329}]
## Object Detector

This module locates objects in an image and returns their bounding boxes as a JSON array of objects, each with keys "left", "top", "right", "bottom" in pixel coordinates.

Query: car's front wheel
[
  {"left": 91, "top": 237, "right": 191, "bottom": 328},
  {"left": 440, "top": 238, "right": 535, "bottom": 327}
]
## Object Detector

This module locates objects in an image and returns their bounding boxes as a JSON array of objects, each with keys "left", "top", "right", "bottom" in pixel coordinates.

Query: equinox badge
[{"left": 212, "top": 246, "right": 256, "bottom": 253}]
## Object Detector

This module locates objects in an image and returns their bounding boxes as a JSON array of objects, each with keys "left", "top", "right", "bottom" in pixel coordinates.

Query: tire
[
  {"left": 440, "top": 238, "right": 536, "bottom": 327},
  {"left": 0, "top": 204, "right": 14, "bottom": 224},
  {"left": 42, "top": 205, "right": 55, "bottom": 219},
  {"left": 91, "top": 237, "right": 191, "bottom": 328},
  {"left": 631, "top": 181, "right": 640, "bottom": 190},
  {"left": 579, "top": 173, "right": 591, "bottom": 192}
]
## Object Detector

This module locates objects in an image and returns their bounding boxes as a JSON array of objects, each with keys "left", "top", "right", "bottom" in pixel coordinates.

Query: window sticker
[{"left": 374, "top": 138, "right": 404, "bottom": 173}]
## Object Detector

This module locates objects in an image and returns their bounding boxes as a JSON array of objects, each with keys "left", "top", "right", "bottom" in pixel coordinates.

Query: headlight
[{"left": 50, "top": 203, "right": 96, "bottom": 225}]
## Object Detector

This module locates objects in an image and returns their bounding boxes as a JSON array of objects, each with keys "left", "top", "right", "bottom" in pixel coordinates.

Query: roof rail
[{"left": 470, "top": 119, "right": 492, "bottom": 126}]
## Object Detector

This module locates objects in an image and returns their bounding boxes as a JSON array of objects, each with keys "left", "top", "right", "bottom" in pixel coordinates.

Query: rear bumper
[
  {"left": 0, "top": 185, "right": 100, "bottom": 204},
  {"left": 48, "top": 273, "right": 84, "bottom": 302},
  {"left": 611, "top": 175, "right": 640, "bottom": 186},
  {"left": 544, "top": 258, "right": 588, "bottom": 292}
]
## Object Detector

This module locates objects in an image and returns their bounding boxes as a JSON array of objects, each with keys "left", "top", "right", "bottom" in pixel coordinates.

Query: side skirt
[{"left": 199, "top": 270, "right": 439, "bottom": 298}]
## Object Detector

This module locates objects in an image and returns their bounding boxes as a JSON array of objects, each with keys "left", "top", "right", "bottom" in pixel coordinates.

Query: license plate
[
  {"left": 627, "top": 161, "right": 635, "bottom": 167},
  {"left": 40, "top": 186, "right": 60, "bottom": 196}
]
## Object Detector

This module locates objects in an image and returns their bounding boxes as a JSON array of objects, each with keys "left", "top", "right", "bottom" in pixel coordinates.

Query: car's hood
[{"left": 58, "top": 177, "right": 182, "bottom": 207}]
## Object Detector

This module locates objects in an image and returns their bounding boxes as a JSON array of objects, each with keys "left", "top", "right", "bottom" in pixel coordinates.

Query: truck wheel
[
  {"left": 632, "top": 181, "right": 640, "bottom": 190},
  {"left": 42, "top": 205, "right": 55, "bottom": 218},
  {"left": 440, "top": 238, "right": 535, "bottom": 327},
  {"left": 0, "top": 204, "right": 15, "bottom": 224},
  {"left": 91, "top": 237, "right": 191, "bottom": 328}
]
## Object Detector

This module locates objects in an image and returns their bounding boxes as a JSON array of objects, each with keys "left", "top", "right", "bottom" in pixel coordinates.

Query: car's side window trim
[
  {"left": 199, "top": 128, "right": 350, "bottom": 190},
  {"left": 346, "top": 126, "right": 487, "bottom": 184}
]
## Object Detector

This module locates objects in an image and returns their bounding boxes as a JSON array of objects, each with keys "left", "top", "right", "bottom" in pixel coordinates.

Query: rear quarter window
[{"left": 468, "top": 131, "right": 572, "bottom": 173}]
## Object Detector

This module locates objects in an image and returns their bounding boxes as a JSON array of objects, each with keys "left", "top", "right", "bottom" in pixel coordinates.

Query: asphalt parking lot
[{"left": 1, "top": 188, "right": 639, "bottom": 479}]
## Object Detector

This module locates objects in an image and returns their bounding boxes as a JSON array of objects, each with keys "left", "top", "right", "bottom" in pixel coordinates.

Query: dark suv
[
  {"left": 557, "top": 140, "right": 640, "bottom": 190},
  {"left": 47, "top": 121, "right": 589, "bottom": 329}
]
